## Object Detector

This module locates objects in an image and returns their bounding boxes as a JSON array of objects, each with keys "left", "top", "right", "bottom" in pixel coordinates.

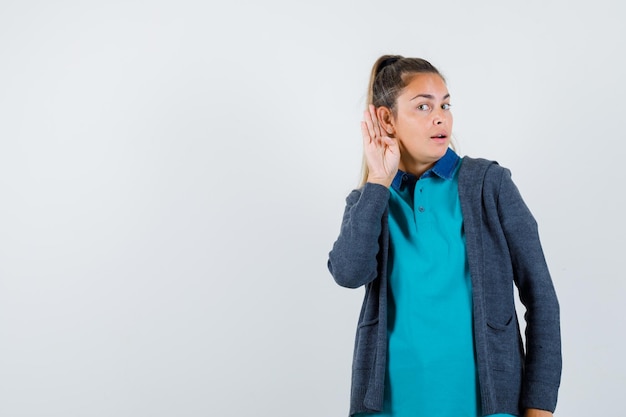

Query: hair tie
[{"left": 380, "top": 56, "right": 400, "bottom": 70}]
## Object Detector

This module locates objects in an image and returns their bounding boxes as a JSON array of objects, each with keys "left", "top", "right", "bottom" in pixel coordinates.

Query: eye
[
  {"left": 417, "top": 104, "right": 430, "bottom": 111},
  {"left": 442, "top": 103, "right": 452, "bottom": 110}
]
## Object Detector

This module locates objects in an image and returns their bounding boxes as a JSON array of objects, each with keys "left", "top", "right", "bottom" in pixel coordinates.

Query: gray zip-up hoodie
[{"left": 328, "top": 157, "right": 561, "bottom": 416}]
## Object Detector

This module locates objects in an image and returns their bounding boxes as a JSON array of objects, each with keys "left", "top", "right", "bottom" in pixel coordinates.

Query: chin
[{"left": 434, "top": 146, "right": 449, "bottom": 158}]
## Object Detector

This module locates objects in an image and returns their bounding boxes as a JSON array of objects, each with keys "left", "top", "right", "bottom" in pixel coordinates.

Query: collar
[{"left": 391, "top": 147, "right": 461, "bottom": 191}]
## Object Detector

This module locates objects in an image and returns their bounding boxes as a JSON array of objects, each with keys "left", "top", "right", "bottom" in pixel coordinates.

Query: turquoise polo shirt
[{"left": 357, "top": 149, "right": 515, "bottom": 417}]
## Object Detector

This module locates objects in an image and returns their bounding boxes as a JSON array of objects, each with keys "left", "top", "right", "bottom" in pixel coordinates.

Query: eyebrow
[{"left": 410, "top": 93, "right": 451, "bottom": 101}]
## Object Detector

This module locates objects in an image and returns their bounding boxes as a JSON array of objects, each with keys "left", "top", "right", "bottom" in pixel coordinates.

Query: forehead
[{"left": 399, "top": 73, "right": 449, "bottom": 99}]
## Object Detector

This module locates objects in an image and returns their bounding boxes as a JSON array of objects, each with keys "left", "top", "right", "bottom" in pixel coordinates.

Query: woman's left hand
[{"left": 525, "top": 409, "right": 552, "bottom": 417}]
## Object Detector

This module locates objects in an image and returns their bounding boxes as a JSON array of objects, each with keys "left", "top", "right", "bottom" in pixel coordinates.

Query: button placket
[{"left": 414, "top": 182, "right": 427, "bottom": 220}]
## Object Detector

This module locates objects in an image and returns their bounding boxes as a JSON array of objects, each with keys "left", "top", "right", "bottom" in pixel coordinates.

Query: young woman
[{"left": 327, "top": 55, "right": 561, "bottom": 417}]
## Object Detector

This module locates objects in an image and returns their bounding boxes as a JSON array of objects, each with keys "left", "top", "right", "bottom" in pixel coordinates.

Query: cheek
[{"left": 395, "top": 114, "right": 430, "bottom": 138}]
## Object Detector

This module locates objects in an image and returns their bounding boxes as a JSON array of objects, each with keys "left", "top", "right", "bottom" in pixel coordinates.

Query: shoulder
[
  {"left": 458, "top": 156, "right": 523, "bottom": 207},
  {"left": 459, "top": 155, "right": 511, "bottom": 188},
  {"left": 460, "top": 155, "right": 508, "bottom": 175}
]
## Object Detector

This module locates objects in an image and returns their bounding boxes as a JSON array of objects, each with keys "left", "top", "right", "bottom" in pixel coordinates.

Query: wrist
[{"left": 366, "top": 176, "right": 392, "bottom": 188}]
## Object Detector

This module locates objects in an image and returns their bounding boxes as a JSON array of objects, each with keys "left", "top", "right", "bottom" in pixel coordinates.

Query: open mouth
[{"left": 431, "top": 134, "right": 447, "bottom": 139}]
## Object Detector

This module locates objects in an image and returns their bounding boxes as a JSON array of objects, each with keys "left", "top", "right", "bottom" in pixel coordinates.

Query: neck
[{"left": 399, "top": 159, "right": 436, "bottom": 179}]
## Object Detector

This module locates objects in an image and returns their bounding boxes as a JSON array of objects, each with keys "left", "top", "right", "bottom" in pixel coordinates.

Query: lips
[{"left": 430, "top": 132, "right": 448, "bottom": 139}]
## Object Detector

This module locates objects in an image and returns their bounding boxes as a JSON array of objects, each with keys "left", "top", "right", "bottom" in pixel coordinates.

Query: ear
[{"left": 376, "top": 106, "right": 395, "bottom": 136}]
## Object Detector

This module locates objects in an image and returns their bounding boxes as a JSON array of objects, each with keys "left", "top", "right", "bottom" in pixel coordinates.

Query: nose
[{"left": 433, "top": 108, "right": 446, "bottom": 126}]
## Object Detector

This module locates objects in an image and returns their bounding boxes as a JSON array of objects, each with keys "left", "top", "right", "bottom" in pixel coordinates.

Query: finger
[
  {"left": 362, "top": 122, "right": 383, "bottom": 151},
  {"left": 361, "top": 121, "right": 371, "bottom": 145},
  {"left": 368, "top": 104, "right": 382, "bottom": 137},
  {"left": 363, "top": 109, "right": 376, "bottom": 140},
  {"left": 382, "top": 136, "right": 396, "bottom": 146}
]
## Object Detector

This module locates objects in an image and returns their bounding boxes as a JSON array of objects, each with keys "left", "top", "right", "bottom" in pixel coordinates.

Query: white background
[{"left": 1, "top": 1, "right": 624, "bottom": 416}]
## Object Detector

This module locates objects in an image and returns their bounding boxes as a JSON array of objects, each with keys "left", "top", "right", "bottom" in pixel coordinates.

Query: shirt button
[
  {"left": 402, "top": 174, "right": 409, "bottom": 181},
  {"left": 418, "top": 206, "right": 425, "bottom": 212}
]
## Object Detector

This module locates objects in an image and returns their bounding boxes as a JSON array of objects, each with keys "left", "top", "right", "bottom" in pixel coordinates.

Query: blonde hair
[{"left": 359, "top": 55, "right": 447, "bottom": 186}]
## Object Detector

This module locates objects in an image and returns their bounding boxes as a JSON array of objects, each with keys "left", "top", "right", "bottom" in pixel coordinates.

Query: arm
[
  {"left": 496, "top": 168, "right": 562, "bottom": 412},
  {"left": 328, "top": 183, "right": 389, "bottom": 288},
  {"left": 328, "top": 105, "right": 400, "bottom": 288}
]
